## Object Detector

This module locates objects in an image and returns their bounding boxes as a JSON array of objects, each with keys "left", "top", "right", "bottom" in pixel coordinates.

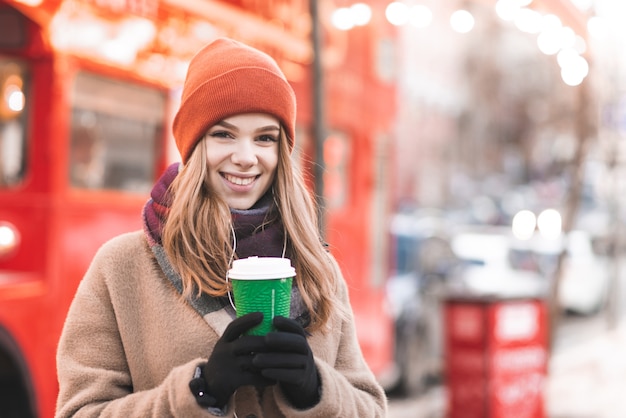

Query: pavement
[
  {"left": 546, "top": 319, "right": 626, "bottom": 418},
  {"left": 388, "top": 316, "right": 626, "bottom": 418}
]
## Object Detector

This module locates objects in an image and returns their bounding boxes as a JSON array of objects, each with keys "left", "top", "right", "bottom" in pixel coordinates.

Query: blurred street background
[
  {"left": 387, "top": 309, "right": 626, "bottom": 417},
  {"left": 2, "top": 0, "right": 626, "bottom": 417}
]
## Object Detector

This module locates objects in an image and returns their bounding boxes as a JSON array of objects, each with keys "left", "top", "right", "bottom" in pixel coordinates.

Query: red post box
[{"left": 444, "top": 296, "right": 548, "bottom": 418}]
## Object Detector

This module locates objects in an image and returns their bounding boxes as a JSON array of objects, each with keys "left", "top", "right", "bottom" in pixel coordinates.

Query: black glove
[
  {"left": 199, "top": 312, "right": 276, "bottom": 408},
  {"left": 253, "top": 316, "right": 321, "bottom": 409}
]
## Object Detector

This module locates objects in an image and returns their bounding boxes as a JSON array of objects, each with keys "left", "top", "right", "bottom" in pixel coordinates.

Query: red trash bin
[{"left": 444, "top": 296, "right": 548, "bottom": 418}]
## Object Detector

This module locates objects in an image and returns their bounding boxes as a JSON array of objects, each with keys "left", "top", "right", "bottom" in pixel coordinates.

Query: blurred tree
[
  {"left": 455, "top": 12, "right": 580, "bottom": 204},
  {"left": 456, "top": 8, "right": 598, "bottom": 351}
]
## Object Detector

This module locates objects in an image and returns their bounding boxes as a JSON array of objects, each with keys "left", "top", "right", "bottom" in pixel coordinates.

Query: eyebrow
[{"left": 215, "top": 120, "right": 280, "bottom": 133}]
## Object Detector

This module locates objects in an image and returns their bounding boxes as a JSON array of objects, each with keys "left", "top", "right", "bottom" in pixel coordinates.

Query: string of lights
[{"left": 329, "top": 0, "right": 612, "bottom": 86}]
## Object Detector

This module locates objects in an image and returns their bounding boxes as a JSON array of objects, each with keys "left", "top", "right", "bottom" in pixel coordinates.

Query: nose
[{"left": 230, "top": 139, "right": 257, "bottom": 168}]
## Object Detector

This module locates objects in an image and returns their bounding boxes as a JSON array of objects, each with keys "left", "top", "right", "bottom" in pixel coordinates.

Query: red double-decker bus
[{"left": 0, "top": 1, "right": 396, "bottom": 416}]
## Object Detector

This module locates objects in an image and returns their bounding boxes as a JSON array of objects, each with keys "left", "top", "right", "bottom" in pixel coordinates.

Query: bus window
[
  {"left": 0, "top": 58, "right": 28, "bottom": 187},
  {"left": 69, "top": 72, "right": 165, "bottom": 193},
  {"left": 0, "top": 7, "right": 27, "bottom": 49}
]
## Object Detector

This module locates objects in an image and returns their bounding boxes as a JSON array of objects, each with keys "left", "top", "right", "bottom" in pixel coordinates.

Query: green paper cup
[{"left": 228, "top": 257, "right": 295, "bottom": 336}]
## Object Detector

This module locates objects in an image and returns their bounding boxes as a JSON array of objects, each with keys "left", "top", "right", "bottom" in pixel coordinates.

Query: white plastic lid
[{"left": 227, "top": 256, "right": 296, "bottom": 280}]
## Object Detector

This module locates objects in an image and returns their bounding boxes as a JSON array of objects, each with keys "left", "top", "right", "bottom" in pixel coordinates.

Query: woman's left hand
[{"left": 252, "top": 316, "right": 320, "bottom": 409}]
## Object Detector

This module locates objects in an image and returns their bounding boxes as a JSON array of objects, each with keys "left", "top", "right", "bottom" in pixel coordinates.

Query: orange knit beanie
[{"left": 173, "top": 38, "right": 297, "bottom": 163}]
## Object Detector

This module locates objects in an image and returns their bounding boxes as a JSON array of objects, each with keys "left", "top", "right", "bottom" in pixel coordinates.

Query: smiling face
[{"left": 202, "top": 113, "right": 280, "bottom": 210}]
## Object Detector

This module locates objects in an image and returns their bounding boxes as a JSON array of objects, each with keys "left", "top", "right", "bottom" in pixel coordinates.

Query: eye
[
  {"left": 208, "top": 130, "right": 234, "bottom": 139},
  {"left": 256, "top": 134, "right": 278, "bottom": 143}
]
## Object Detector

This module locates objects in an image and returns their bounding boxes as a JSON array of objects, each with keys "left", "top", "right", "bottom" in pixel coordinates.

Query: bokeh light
[
  {"left": 537, "top": 209, "right": 562, "bottom": 240},
  {"left": 409, "top": 5, "right": 433, "bottom": 29},
  {"left": 351, "top": 3, "right": 372, "bottom": 27},
  {"left": 386, "top": 2, "right": 409, "bottom": 26},
  {"left": 512, "top": 210, "right": 537, "bottom": 240},
  {"left": 331, "top": 7, "right": 354, "bottom": 31},
  {"left": 450, "top": 10, "right": 475, "bottom": 34}
]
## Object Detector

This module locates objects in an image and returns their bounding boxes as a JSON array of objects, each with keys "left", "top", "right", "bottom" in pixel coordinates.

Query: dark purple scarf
[{"left": 142, "top": 163, "right": 286, "bottom": 259}]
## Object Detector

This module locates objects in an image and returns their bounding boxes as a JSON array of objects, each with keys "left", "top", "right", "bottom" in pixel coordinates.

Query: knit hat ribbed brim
[{"left": 173, "top": 38, "right": 297, "bottom": 163}]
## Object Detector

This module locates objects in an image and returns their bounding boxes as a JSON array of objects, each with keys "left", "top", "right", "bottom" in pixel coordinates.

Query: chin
[{"left": 228, "top": 201, "right": 255, "bottom": 210}]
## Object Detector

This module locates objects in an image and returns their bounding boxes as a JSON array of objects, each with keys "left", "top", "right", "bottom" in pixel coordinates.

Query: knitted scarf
[
  {"left": 143, "top": 163, "right": 285, "bottom": 257},
  {"left": 142, "top": 163, "right": 306, "bottom": 321}
]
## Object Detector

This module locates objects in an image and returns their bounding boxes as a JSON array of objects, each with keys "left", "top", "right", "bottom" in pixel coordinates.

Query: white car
[
  {"left": 449, "top": 229, "right": 548, "bottom": 298},
  {"left": 523, "top": 230, "right": 611, "bottom": 315}
]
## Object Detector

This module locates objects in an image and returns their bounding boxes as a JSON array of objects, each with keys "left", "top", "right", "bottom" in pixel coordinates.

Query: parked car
[
  {"left": 510, "top": 230, "right": 611, "bottom": 315},
  {"left": 447, "top": 228, "right": 548, "bottom": 299}
]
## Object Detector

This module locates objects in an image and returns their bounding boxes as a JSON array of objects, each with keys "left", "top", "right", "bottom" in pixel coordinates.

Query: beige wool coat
[{"left": 55, "top": 231, "right": 387, "bottom": 417}]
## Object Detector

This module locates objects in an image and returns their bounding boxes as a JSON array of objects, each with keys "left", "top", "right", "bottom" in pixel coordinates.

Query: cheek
[
  {"left": 264, "top": 151, "right": 279, "bottom": 173},
  {"left": 204, "top": 155, "right": 224, "bottom": 182},
  {"left": 204, "top": 149, "right": 232, "bottom": 178},
  {"left": 268, "top": 159, "right": 279, "bottom": 175},
  {"left": 204, "top": 150, "right": 221, "bottom": 170}
]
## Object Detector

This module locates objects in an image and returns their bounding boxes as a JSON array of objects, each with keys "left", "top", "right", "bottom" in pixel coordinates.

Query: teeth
[{"left": 224, "top": 174, "right": 255, "bottom": 186}]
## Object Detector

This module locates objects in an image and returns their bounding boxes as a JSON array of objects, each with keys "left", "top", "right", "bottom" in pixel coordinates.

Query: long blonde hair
[{"left": 162, "top": 128, "right": 339, "bottom": 332}]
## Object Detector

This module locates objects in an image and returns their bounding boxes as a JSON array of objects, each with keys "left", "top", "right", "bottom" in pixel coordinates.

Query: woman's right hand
[{"left": 201, "top": 312, "right": 276, "bottom": 407}]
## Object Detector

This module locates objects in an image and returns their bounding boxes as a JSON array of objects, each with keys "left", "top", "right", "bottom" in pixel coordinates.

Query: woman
[{"left": 55, "top": 38, "right": 387, "bottom": 417}]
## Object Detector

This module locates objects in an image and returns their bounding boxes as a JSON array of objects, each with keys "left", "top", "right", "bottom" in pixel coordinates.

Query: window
[
  {"left": 0, "top": 7, "right": 27, "bottom": 49},
  {"left": 0, "top": 57, "right": 28, "bottom": 188},
  {"left": 69, "top": 72, "right": 165, "bottom": 193}
]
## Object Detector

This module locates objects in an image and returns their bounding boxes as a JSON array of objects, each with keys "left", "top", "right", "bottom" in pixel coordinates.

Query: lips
[{"left": 223, "top": 173, "right": 257, "bottom": 186}]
